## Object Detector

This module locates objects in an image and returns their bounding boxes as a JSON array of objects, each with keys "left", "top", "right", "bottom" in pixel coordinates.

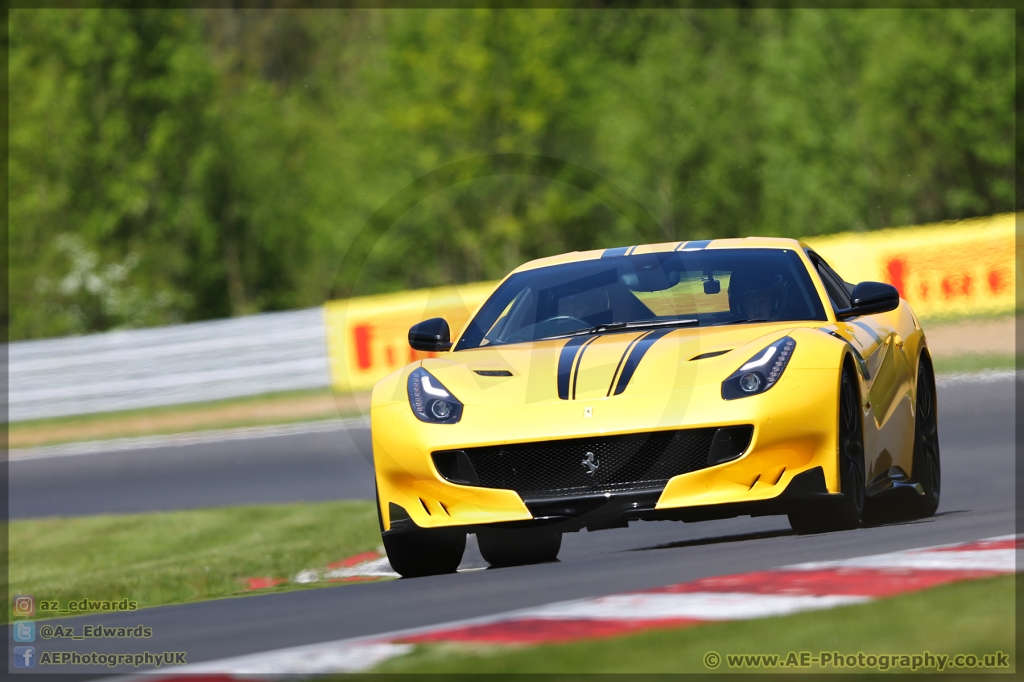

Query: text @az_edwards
[
  {"left": 703, "top": 650, "right": 1011, "bottom": 672},
  {"left": 38, "top": 598, "right": 138, "bottom": 615},
  {"left": 35, "top": 651, "right": 186, "bottom": 668},
  {"left": 39, "top": 623, "right": 152, "bottom": 639}
]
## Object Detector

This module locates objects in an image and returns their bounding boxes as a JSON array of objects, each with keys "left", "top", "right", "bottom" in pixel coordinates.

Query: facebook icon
[{"left": 14, "top": 646, "right": 35, "bottom": 668}]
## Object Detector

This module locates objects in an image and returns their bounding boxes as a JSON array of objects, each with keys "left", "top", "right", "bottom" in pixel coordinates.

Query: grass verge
[
  {"left": 7, "top": 500, "right": 381, "bottom": 624},
  {"left": 371, "top": 575, "right": 1015, "bottom": 674},
  {"left": 932, "top": 352, "right": 1015, "bottom": 374},
  {"left": 9, "top": 387, "right": 370, "bottom": 450}
]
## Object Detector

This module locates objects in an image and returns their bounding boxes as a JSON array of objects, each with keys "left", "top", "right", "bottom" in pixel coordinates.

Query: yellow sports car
[{"left": 371, "top": 238, "right": 940, "bottom": 577}]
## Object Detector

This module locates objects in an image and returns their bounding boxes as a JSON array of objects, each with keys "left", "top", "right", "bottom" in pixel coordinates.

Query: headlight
[
  {"left": 721, "top": 336, "right": 796, "bottom": 400},
  {"left": 408, "top": 367, "right": 464, "bottom": 424}
]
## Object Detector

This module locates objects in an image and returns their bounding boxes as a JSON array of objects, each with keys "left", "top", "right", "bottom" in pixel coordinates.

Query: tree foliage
[{"left": 9, "top": 8, "right": 1014, "bottom": 339}]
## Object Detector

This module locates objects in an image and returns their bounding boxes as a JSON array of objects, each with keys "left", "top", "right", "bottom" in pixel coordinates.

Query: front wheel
[
  {"left": 789, "top": 366, "right": 866, "bottom": 534},
  {"left": 377, "top": 489, "right": 466, "bottom": 578},
  {"left": 382, "top": 528, "right": 466, "bottom": 578},
  {"left": 477, "top": 527, "right": 562, "bottom": 567}
]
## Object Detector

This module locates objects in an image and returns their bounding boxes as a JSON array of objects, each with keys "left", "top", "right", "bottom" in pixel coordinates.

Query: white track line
[
  {"left": 935, "top": 369, "right": 1015, "bottom": 386},
  {"left": 172, "top": 642, "right": 414, "bottom": 676},
  {"left": 787, "top": 549, "right": 1016, "bottom": 572},
  {"left": 514, "top": 592, "right": 869, "bottom": 621}
]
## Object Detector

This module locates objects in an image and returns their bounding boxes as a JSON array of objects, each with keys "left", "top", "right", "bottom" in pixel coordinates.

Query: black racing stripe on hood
[
  {"left": 571, "top": 336, "right": 602, "bottom": 400},
  {"left": 557, "top": 336, "right": 591, "bottom": 400},
  {"left": 606, "top": 333, "right": 646, "bottom": 396},
  {"left": 612, "top": 327, "right": 676, "bottom": 396}
]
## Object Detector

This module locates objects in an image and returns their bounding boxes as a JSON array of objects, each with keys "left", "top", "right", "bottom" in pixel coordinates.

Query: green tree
[
  {"left": 9, "top": 8, "right": 1015, "bottom": 340},
  {"left": 10, "top": 9, "right": 222, "bottom": 338}
]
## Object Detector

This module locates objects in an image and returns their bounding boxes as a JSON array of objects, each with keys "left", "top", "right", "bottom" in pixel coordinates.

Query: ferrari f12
[{"left": 371, "top": 238, "right": 940, "bottom": 576}]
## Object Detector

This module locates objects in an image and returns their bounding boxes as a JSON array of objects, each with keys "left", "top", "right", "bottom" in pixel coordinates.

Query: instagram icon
[{"left": 12, "top": 595, "right": 34, "bottom": 617}]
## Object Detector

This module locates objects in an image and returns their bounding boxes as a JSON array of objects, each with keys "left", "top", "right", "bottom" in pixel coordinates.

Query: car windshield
[{"left": 455, "top": 248, "right": 826, "bottom": 350}]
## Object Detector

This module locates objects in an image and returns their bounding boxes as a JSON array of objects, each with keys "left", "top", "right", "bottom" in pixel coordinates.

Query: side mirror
[
  {"left": 409, "top": 317, "right": 452, "bottom": 352},
  {"left": 837, "top": 281, "right": 900, "bottom": 319}
]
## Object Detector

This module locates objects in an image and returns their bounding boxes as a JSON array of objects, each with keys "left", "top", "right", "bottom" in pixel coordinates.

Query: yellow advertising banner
[
  {"left": 803, "top": 212, "right": 1016, "bottom": 319},
  {"left": 325, "top": 282, "right": 498, "bottom": 392},
  {"left": 326, "top": 213, "right": 1017, "bottom": 392}
]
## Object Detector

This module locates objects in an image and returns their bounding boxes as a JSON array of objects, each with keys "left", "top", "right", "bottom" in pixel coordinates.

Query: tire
[
  {"left": 477, "top": 527, "right": 562, "bottom": 567},
  {"left": 789, "top": 365, "right": 866, "bottom": 534},
  {"left": 382, "top": 528, "right": 466, "bottom": 578},
  {"left": 903, "top": 356, "right": 941, "bottom": 518},
  {"left": 375, "top": 486, "right": 384, "bottom": 532},
  {"left": 377, "top": 490, "right": 466, "bottom": 578}
]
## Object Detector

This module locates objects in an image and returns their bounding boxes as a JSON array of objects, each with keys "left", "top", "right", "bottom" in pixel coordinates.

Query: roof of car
[{"left": 511, "top": 237, "right": 808, "bottom": 274}]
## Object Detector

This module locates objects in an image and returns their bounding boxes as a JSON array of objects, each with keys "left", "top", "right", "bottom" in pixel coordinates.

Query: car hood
[{"left": 422, "top": 321, "right": 805, "bottom": 406}]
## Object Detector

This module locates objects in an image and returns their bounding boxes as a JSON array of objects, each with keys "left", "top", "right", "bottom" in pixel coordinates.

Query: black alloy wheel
[
  {"left": 789, "top": 365, "right": 866, "bottom": 534},
  {"left": 862, "top": 355, "right": 941, "bottom": 525},
  {"left": 906, "top": 357, "right": 941, "bottom": 517},
  {"left": 477, "top": 527, "right": 562, "bottom": 567}
]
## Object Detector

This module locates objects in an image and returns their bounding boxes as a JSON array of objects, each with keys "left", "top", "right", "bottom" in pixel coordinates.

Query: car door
[{"left": 807, "top": 252, "right": 911, "bottom": 475}]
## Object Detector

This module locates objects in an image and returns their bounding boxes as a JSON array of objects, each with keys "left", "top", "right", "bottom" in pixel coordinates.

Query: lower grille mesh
[{"left": 436, "top": 428, "right": 722, "bottom": 500}]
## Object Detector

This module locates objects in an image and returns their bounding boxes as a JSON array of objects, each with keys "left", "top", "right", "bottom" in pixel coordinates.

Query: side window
[{"left": 809, "top": 254, "right": 852, "bottom": 311}]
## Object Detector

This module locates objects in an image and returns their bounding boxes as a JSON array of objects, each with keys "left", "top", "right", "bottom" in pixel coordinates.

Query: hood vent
[
  {"left": 474, "top": 369, "right": 513, "bottom": 377},
  {"left": 690, "top": 350, "right": 731, "bottom": 361}
]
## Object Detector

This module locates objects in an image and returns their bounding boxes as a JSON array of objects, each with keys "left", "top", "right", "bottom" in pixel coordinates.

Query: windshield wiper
[
  {"left": 710, "top": 318, "right": 770, "bottom": 326},
  {"left": 616, "top": 318, "right": 699, "bottom": 331},
  {"left": 537, "top": 318, "right": 699, "bottom": 341}
]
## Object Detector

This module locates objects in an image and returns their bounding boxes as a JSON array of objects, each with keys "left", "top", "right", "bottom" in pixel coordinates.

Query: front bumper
[
  {"left": 374, "top": 367, "right": 842, "bottom": 533},
  {"left": 385, "top": 467, "right": 838, "bottom": 535}
]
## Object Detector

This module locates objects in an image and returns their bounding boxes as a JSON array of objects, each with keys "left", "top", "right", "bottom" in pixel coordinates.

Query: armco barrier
[
  {"left": 8, "top": 308, "right": 328, "bottom": 422},
  {"left": 325, "top": 213, "right": 1017, "bottom": 392}
]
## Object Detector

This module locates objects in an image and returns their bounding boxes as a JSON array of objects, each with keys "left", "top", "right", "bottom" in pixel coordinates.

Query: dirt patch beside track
[
  {"left": 924, "top": 317, "right": 1015, "bottom": 357},
  {"left": 9, "top": 389, "right": 371, "bottom": 449}
]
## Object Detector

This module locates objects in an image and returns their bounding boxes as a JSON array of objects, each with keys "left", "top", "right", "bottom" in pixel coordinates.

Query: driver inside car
[
  {"left": 728, "top": 270, "right": 789, "bottom": 321},
  {"left": 557, "top": 287, "right": 613, "bottom": 326}
]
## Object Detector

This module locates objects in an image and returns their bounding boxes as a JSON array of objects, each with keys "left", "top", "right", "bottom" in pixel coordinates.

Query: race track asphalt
[
  {"left": 9, "top": 423, "right": 376, "bottom": 519},
  {"left": 6, "top": 377, "right": 1016, "bottom": 674}
]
